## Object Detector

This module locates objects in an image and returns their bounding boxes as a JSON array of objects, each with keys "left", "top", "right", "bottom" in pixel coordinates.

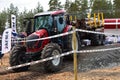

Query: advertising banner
[
  {"left": 1, "top": 28, "right": 12, "bottom": 54},
  {"left": 11, "top": 14, "right": 16, "bottom": 33}
]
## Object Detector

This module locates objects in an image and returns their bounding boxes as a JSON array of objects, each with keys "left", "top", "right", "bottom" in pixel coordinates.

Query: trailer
[{"left": 74, "top": 12, "right": 105, "bottom": 46}]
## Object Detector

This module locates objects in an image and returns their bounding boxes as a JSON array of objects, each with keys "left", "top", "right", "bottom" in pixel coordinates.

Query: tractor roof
[{"left": 34, "top": 10, "right": 65, "bottom": 17}]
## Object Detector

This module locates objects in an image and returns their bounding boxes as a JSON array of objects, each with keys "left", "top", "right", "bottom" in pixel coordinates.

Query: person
[{"left": 0, "top": 35, "right": 4, "bottom": 59}]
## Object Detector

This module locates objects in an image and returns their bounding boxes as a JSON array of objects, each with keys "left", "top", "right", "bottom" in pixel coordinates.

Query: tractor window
[
  {"left": 34, "top": 15, "right": 53, "bottom": 31},
  {"left": 54, "top": 15, "right": 65, "bottom": 32}
]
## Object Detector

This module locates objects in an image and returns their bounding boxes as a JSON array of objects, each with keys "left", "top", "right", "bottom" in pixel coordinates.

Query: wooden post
[{"left": 72, "top": 26, "right": 78, "bottom": 80}]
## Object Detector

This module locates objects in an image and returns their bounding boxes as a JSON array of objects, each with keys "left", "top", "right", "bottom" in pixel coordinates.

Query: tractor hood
[
  {"left": 26, "top": 29, "right": 49, "bottom": 52},
  {"left": 32, "top": 29, "right": 48, "bottom": 37}
]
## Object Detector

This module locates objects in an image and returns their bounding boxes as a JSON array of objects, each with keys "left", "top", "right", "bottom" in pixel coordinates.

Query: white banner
[
  {"left": 11, "top": 14, "right": 17, "bottom": 46},
  {"left": 11, "top": 14, "right": 16, "bottom": 33},
  {"left": 2, "top": 28, "right": 12, "bottom": 54}
]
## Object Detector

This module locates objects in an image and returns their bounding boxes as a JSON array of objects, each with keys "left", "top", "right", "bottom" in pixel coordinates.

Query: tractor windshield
[{"left": 34, "top": 15, "right": 53, "bottom": 31}]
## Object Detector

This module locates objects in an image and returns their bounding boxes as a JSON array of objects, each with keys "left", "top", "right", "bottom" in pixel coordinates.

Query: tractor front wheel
[
  {"left": 9, "top": 45, "right": 30, "bottom": 72},
  {"left": 41, "top": 43, "right": 63, "bottom": 72}
]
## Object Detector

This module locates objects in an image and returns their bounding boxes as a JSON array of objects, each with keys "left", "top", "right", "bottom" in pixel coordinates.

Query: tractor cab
[
  {"left": 25, "top": 10, "right": 70, "bottom": 52},
  {"left": 34, "top": 10, "right": 66, "bottom": 35},
  {"left": 23, "top": 10, "right": 69, "bottom": 37}
]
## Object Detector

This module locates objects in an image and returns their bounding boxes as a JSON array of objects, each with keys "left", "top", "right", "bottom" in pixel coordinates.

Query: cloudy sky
[{"left": 0, "top": 0, "right": 74, "bottom": 12}]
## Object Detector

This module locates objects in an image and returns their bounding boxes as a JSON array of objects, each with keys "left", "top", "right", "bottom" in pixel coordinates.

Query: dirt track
[{"left": 0, "top": 44, "right": 120, "bottom": 80}]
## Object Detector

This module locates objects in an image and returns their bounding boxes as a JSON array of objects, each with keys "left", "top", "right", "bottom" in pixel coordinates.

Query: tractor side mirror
[{"left": 25, "top": 20, "right": 32, "bottom": 35}]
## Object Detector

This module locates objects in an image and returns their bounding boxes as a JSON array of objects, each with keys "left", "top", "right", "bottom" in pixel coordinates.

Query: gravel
[{"left": 0, "top": 44, "right": 120, "bottom": 80}]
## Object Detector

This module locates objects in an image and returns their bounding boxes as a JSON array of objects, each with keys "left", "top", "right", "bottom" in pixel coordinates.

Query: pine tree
[
  {"left": 34, "top": 2, "right": 43, "bottom": 14},
  {"left": 18, "top": 9, "right": 34, "bottom": 32},
  {"left": 67, "top": 2, "right": 78, "bottom": 13},
  {"left": 18, "top": 2, "right": 43, "bottom": 32},
  {"left": 113, "top": 0, "right": 120, "bottom": 18},
  {"left": 64, "top": 0, "right": 72, "bottom": 12},
  {"left": 0, "top": 3, "right": 19, "bottom": 34},
  {"left": 92, "top": 0, "right": 113, "bottom": 18},
  {"left": 67, "top": 0, "right": 80, "bottom": 13},
  {"left": 7, "top": 3, "right": 19, "bottom": 28},
  {"left": 0, "top": 9, "right": 7, "bottom": 34},
  {"left": 48, "top": 0, "right": 63, "bottom": 11},
  {"left": 80, "top": 0, "right": 89, "bottom": 18}
]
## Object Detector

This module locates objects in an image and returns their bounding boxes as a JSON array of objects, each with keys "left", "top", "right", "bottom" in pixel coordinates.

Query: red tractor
[{"left": 9, "top": 10, "right": 80, "bottom": 72}]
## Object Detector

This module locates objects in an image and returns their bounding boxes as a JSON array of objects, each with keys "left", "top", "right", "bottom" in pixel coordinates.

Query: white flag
[
  {"left": 11, "top": 14, "right": 16, "bottom": 33},
  {"left": 2, "top": 28, "right": 12, "bottom": 54},
  {"left": 11, "top": 14, "right": 17, "bottom": 45}
]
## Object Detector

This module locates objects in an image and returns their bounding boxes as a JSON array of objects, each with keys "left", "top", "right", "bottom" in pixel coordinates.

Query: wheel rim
[
  {"left": 52, "top": 50, "right": 60, "bottom": 66},
  {"left": 72, "top": 36, "right": 78, "bottom": 51}
]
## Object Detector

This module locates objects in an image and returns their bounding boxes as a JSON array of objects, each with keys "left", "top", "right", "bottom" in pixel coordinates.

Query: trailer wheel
[
  {"left": 91, "top": 34, "right": 102, "bottom": 46},
  {"left": 9, "top": 45, "right": 30, "bottom": 72},
  {"left": 41, "top": 43, "right": 63, "bottom": 72},
  {"left": 91, "top": 34, "right": 105, "bottom": 46},
  {"left": 100, "top": 34, "right": 105, "bottom": 45}
]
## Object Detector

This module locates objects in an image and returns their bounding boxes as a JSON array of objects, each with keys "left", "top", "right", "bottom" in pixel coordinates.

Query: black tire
[
  {"left": 41, "top": 43, "right": 63, "bottom": 72},
  {"left": 91, "top": 34, "right": 105, "bottom": 46},
  {"left": 91, "top": 34, "right": 102, "bottom": 46},
  {"left": 100, "top": 34, "right": 106, "bottom": 45},
  {"left": 9, "top": 45, "right": 30, "bottom": 72}
]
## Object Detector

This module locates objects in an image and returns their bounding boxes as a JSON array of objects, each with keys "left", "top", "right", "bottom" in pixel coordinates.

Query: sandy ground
[{"left": 0, "top": 44, "right": 120, "bottom": 80}]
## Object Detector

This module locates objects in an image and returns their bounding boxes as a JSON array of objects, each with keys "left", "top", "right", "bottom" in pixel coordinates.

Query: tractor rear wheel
[
  {"left": 9, "top": 45, "right": 30, "bottom": 72},
  {"left": 41, "top": 43, "right": 63, "bottom": 72}
]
